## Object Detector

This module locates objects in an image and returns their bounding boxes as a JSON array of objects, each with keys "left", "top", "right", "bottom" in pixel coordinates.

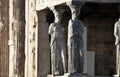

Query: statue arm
[
  {"left": 48, "top": 23, "right": 54, "bottom": 34},
  {"left": 114, "top": 23, "right": 119, "bottom": 45},
  {"left": 82, "top": 24, "right": 84, "bottom": 34},
  {"left": 80, "top": 21, "right": 84, "bottom": 34},
  {"left": 114, "top": 23, "right": 118, "bottom": 37}
]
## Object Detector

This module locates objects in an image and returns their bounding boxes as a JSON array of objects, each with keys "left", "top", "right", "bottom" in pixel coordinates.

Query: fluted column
[
  {"left": 67, "top": 2, "right": 85, "bottom": 74},
  {"left": 9, "top": 0, "right": 25, "bottom": 77}
]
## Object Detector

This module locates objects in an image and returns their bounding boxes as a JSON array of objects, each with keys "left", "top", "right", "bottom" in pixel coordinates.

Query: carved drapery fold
[
  {"left": 49, "top": 7, "right": 67, "bottom": 76},
  {"left": 67, "top": 3, "right": 85, "bottom": 73}
]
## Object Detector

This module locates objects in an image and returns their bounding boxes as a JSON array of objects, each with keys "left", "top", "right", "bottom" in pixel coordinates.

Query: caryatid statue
[
  {"left": 48, "top": 7, "right": 67, "bottom": 76},
  {"left": 114, "top": 18, "right": 120, "bottom": 76},
  {"left": 67, "top": 3, "right": 84, "bottom": 73}
]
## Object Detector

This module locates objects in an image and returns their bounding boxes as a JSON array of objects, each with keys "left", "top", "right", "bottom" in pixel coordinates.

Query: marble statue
[
  {"left": 68, "top": 4, "right": 84, "bottom": 73},
  {"left": 48, "top": 7, "right": 66, "bottom": 76},
  {"left": 114, "top": 18, "right": 120, "bottom": 75}
]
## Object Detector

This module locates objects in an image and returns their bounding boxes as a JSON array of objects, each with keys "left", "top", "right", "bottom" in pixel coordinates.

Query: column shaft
[
  {"left": 9, "top": 0, "right": 25, "bottom": 77},
  {"left": 25, "top": 0, "right": 38, "bottom": 77}
]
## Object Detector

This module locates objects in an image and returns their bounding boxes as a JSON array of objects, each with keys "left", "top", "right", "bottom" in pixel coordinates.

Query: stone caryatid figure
[
  {"left": 48, "top": 7, "right": 66, "bottom": 76},
  {"left": 114, "top": 18, "right": 120, "bottom": 76},
  {"left": 67, "top": 3, "right": 84, "bottom": 73}
]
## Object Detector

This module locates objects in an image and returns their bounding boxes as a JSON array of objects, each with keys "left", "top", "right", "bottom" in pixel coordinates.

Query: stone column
[
  {"left": 37, "top": 11, "right": 50, "bottom": 77},
  {"left": 9, "top": 0, "right": 25, "bottom": 77},
  {"left": 67, "top": 2, "right": 85, "bottom": 74}
]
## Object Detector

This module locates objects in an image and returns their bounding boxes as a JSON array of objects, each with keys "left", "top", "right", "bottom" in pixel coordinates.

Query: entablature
[{"left": 36, "top": 0, "right": 120, "bottom": 11}]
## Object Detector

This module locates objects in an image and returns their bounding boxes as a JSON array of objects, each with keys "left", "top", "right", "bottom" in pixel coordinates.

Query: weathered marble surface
[
  {"left": 67, "top": 4, "right": 84, "bottom": 73},
  {"left": 114, "top": 19, "right": 120, "bottom": 46},
  {"left": 114, "top": 19, "right": 120, "bottom": 76},
  {"left": 48, "top": 73, "right": 112, "bottom": 77},
  {"left": 48, "top": 7, "right": 67, "bottom": 76},
  {"left": 68, "top": 19, "right": 84, "bottom": 73},
  {"left": 9, "top": 0, "right": 25, "bottom": 77},
  {"left": 36, "top": 0, "right": 120, "bottom": 11},
  {"left": 48, "top": 73, "right": 87, "bottom": 77}
]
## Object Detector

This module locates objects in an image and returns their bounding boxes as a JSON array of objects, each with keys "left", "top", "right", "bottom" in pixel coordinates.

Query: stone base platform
[
  {"left": 113, "top": 74, "right": 119, "bottom": 77},
  {"left": 47, "top": 73, "right": 112, "bottom": 77},
  {"left": 47, "top": 73, "right": 88, "bottom": 77}
]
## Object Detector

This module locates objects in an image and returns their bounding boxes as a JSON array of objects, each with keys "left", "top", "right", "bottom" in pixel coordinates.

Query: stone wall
[
  {"left": 87, "top": 17, "right": 116, "bottom": 76},
  {"left": 82, "top": 3, "right": 119, "bottom": 76},
  {"left": 44, "top": 3, "right": 119, "bottom": 76},
  {"left": 84, "top": 4, "right": 117, "bottom": 76}
]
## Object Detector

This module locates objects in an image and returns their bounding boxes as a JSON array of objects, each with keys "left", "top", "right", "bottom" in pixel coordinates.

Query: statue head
[
  {"left": 50, "top": 7, "right": 64, "bottom": 23},
  {"left": 69, "top": 4, "right": 81, "bottom": 20},
  {"left": 54, "top": 11, "right": 61, "bottom": 23}
]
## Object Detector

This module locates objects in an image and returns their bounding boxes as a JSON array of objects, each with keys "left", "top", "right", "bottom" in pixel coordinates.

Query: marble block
[
  {"left": 47, "top": 73, "right": 88, "bottom": 77},
  {"left": 113, "top": 74, "right": 119, "bottom": 77}
]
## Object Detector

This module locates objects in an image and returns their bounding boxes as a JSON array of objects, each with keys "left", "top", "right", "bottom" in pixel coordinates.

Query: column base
[
  {"left": 112, "top": 74, "right": 119, "bottom": 77},
  {"left": 47, "top": 73, "right": 88, "bottom": 77}
]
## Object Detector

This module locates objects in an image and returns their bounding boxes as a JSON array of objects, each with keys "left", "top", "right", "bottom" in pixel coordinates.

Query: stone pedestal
[
  {"left": 113, "top": 74, "right": 119, "bottom": 77},
  {"left": 48, "top": 73, "right": 88, "bottom": 77}
]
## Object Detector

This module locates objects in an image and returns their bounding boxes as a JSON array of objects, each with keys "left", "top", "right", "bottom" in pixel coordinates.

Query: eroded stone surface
[
  {"left": 67, "top": 4, "right": 84, "bottom": 73},
  {"left": 114, "top": 19, "right": 120, "bottom": 75},
  {"left": 49, "top": 7, "right": 67, "bottom": 76}
]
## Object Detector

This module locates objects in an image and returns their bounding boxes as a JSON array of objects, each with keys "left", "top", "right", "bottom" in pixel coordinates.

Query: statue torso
[
  {"left": 68, "top": 19, "right": 84, "bottom": 46},
  {"left": 49, "top": 23, "right": 64, "bottom": 45}
]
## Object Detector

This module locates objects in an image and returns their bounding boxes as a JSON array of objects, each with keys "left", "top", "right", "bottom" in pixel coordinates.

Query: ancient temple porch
[
  {"left": 35, "top": 0, "right": 120, "bottom": 77},
  {"left": 0, "top": 0, "right": 119, "bottom": 77}
]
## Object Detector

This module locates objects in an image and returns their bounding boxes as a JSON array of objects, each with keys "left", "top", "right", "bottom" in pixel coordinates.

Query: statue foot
[{"left": 54, "top": 71, "right": 59, "bottom": 76}]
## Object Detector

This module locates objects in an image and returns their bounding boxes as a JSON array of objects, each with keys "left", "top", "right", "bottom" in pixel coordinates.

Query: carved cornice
[
  {"left": 67, "top": 0, "right": 86, "bottom": 5},
  {"left": 36, "top": 0, "right": 120, "bottom": 11},
  {"left": 87, "top": 0, "right": 120, "bottom": 3}
]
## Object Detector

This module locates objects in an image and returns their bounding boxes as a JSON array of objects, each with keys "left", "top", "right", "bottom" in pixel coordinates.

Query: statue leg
[
  {"left": 57, "top": 43, "right": 64, "bottom": 75},
  {"left": 51, "top": 42, "right": 65, "bottom": 75},
  {"left": 74, "top": 38, "right": 83, "bottom": 73},
  {"left": 116, "top": 45, "right": 120, "bottom": 75},
  {"left": 61, "top": 44, "right": 67, "bottom": 73},
  {"left": 51, "top": 48, "right": 55, "bottom": 75},
  {"left": 118, "top": 45, "right": 120, "bottom": 75},
  {"left": 51, "top": 43, "right": 59, "bottom": 75},
  {"left": 68, "top": 39, "right": 76, "bottom": 73}
]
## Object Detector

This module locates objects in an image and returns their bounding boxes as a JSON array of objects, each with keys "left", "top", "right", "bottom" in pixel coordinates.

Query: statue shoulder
[
  {"left": 115, "top": 21, "right": 120, "bottom": 26},
  {"left": 50, "top": 23, "right": 56, "bottom": 26},
  {"left": 49, "top": 23, "right": 56, "bottom": 28},
  {"left": 49, "top": 23, "right": 56, "bottom": 34},
  {"left": 69, "top": 19, "right": 72, "bottom": 21}
]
